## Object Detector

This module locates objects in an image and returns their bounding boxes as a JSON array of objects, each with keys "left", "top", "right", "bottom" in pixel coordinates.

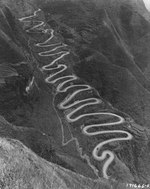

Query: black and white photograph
[{"left": 0, "top": 0, "right": 150, "bottom": 188}]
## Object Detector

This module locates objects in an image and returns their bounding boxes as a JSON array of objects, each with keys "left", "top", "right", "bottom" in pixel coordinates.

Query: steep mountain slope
[
  {"left": 0, "top": 136, "right": 111, "bottom": 189},
  {"left": 34, "top": 0, "right": 150, "bottom": 127},
  {"left": 0, "top": 0, "right": 150, "bottom": 188},
  {"left": 0, "top": 3, "right": 102, "bottom": 184}
]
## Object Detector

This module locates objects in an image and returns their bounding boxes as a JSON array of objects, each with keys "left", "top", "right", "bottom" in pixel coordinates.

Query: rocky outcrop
[{"left": 0, "top": 136, "right": 111, "bottom": 189}]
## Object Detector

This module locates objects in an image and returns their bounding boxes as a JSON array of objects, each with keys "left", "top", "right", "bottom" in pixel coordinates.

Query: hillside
[{"left": 0, "top": 0, "right": 150, "bottom": 188}]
